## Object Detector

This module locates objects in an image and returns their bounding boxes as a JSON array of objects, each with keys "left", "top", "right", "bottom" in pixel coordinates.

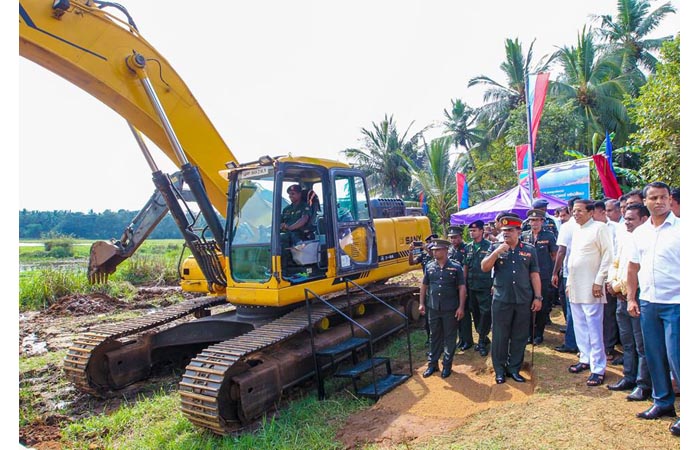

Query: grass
[
  {"left": 19, "top": 238, "right": 188, "bottom": 311},
  {"left": 61, "top": 388, "right": 370, "bottom": 449}
]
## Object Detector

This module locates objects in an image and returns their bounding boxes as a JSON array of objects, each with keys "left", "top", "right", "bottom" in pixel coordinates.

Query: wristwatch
[{"left": 534, "top": 295, "right": 543, "bottom": 301}]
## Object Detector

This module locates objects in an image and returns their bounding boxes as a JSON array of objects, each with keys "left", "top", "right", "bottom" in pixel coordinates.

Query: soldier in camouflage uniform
[
  {"left": 465, "top": 220, "right": 494, "bottom": 356},
  {"left": 447, "top": 226, "right": 472, "bottom": 351},
  {"left": 280, "top": 184, "right": 314, "bottom": 272}
]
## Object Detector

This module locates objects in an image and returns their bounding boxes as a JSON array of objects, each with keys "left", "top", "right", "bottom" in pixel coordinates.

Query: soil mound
[
  {"left": 45, "top": 293, "right": 126, "bottom": 316},
  {"left": 337, "top": 356, "right": 534, "bottom": 449}
]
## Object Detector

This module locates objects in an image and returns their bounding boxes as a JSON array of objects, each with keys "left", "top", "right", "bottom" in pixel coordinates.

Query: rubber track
[
  {"left": 64, "top": 295, "right": 229, "bottom": 396},
  {"left": 179, "top": 285, "right": 417, "bottom": 435}
]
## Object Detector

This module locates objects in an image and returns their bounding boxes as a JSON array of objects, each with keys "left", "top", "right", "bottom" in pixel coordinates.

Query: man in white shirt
[
  {"left": 552, "top": 198, "right": 580, "bottom": 354},
  {"left": 566, "top": 200, "right": 613, "bottom": 387},
  {"left": 605, "top": 203, "right": 651, "bottom": 401},
  {"left": 627, "top": 182, "right": 680, "bottom": 437}
]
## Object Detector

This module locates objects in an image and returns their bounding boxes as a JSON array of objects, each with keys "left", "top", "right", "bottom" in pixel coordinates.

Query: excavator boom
[{"left": 20, "top": 0, "right": 236, "bottom": 215}]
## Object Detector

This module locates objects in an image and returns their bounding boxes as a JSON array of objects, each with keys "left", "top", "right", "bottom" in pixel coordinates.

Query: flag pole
[{"left": 524, "top": 74, "right": 535, "bottom": 203}]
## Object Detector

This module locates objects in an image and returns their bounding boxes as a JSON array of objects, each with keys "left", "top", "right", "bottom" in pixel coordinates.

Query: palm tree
[
  {"left": 401, "top": 136, "right": 457, "bottom": 236},
  {"left": 468, "top": 38, "right": 553, "bottom": 139},
  {"left": 596, "top": 0, "right": 676, "bottom": 74},
  {"left": 343, "top": 114, "right": 429, "bottom": 198},
  {"left": 442, "top": 99, "right": 483, "bottom": 168},
  {"left": 550, "top": 26, "right": 638, "bottom": 150}
]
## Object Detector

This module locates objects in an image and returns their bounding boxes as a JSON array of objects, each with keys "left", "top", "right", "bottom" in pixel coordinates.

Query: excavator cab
[{"left": 226, "top": 156, "right": 378, "bottom": 294}]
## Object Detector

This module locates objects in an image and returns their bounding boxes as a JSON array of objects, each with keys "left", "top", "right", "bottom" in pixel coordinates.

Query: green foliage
[
  {"left": 626, "top": 35, "right": 680, "bottom": 186},
  {"left": 62, "top": 389, "right": 370, "bottom": 449},
  {"left": 112, "top": 255, "right": 181, "bottom": 286},
  {"left": 504, "top": 101, "right": 586, "bottom": 165},
  {"left": 344, "top": 114, "right": 430, "bottom": 198},
  {"left": 402, "top": 136, "right": 457, "bottom": 236},
  {"left": 469, "top": 137, "right": 519, "bottom": 203},
  {"left": 19, "top": 267, "right": 139, "bottom": 311}
]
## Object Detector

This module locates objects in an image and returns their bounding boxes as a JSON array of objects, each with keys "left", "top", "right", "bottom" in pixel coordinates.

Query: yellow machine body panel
[{"left": 222, "top": 215, "right": 431, "bottom": 307}]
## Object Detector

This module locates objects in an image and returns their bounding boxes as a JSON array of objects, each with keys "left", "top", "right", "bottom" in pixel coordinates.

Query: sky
[{"left": 17, "top": 0, "right": 683, "bottom": 213}]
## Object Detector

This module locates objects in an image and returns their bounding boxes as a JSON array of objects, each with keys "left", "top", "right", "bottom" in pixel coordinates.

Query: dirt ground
[
  {"left": 18, "top": 277, "right": 682, "bottom": 449},
  {"left": 18, "top": 286, "right": 210, "bottom": 449}
]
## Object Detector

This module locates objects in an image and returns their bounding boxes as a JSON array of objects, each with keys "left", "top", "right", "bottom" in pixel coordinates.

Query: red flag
[
  {"left": 592, "top": 154, "right": 622, "bottom": 199},
  {"left": 516, "top": 144, "right": 540, "bottom": 197},
  {"left": 456, "top": 173, "right": 469, "bottom": 209},
  {"left": 528, "top": 73, "right": 549, "bottom": 152}
]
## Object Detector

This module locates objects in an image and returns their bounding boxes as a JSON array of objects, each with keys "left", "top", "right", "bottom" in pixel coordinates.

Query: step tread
[
  {"left": 357, "top": 374, "right": 410, "bottom": 398},
  {"left": 316, "top": 337, "right": 369, "bottom": 357},
  {"left": 335, "top": 357, "right": 389, "bottom": 378}
]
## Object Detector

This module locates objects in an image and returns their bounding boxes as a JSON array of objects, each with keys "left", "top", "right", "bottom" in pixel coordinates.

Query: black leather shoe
[
  {"left": 474, "top": 343, "right": 482, "bottom": 352},
  {"left": 669, "top": 418, "right": 680, "bottom": 436},
  {"left": 527, "top": 336, "right": 533, "bottom": 344},
  {"left": 627, "top": 387, "right": 652, "bottom": 401},
  {"left": 422, "top": 366, "right": 438, "bottom": 378},
  {"left": 495, "top": 374, "right": 506, "bottom": 384},
  {"left": 558, "top": 327, "right": 567, "bottom": 333},
  {"left": 507, "top": 371, "right": 526, "bottom": 382},
  {"left": 611, "top": 356, "right": 624, "bottom": 366},
  {"left": 441, "top": 367, "right": 452, "bottom": 378},
  {"left": 555, "top": 345, "right": 578, "bottom": 354},
  {"left": 636, "top": 404, "right": 676, "bottom": 419},
  {"left": 607, "top": 378, "right": 636, "bottom": 391},
  {"left": 479, "top": 346, "right": 489, "bottom": 357},
  {"left": 533, "top": 336, "right": 544, "bottom": 345}
]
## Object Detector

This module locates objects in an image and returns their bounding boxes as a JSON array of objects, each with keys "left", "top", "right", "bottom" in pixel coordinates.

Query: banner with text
[{"left": 518, "top": 159, "right": 590, "bottom": 201}]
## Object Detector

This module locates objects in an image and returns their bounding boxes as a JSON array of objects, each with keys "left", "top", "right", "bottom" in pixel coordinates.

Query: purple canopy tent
[{"left": 450, "top": 184, "right": 567, "bottom": 225}]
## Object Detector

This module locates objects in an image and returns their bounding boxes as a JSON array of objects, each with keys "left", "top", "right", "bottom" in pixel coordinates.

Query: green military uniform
[
  {"left": 447, "top": 226, "right": 473, "bottom": 350},
  {"left": 521, "top": 212, "right": 557, "bottom": 342},
  {"left": 490, "top": 239, "right": 540, "bottom": 377},
  {"left": 281, "top": 201, "right": 314, "bottom": 244},
  {"left": 423, "top": 249, "right": 465, "bottom": 371},
  {"left": 465, "top": 235, "right": 494, "bottom": 350}
]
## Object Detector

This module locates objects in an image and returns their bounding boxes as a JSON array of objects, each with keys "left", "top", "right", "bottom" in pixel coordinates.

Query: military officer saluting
[
  {"left": 465, "top": 220, "right": 494, "bottom": 356},
  {"left": 481, "top": 215, "right": 543, "bottom": 384},
  {"left": 419, "top": 239, "right": 467, "bottom": 379},
  {"left": 447, "top": 226, "right": 472, "bottom": 351}
]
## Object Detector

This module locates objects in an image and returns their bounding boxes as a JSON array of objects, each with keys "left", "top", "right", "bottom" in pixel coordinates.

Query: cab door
[{"left": 330, "top": 169, "right": 378, "bottom": 275}]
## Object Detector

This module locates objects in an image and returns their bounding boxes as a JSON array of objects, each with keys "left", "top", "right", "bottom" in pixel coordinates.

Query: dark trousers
[
  {"left": 558, "top": 272, "right": 567, "bottom": 319},
  {"left": 458, "top": 291, "right": 477, "bottom": 346},
  {"left": 470, "top": 289, "right": 492, "bottom": 344},
  {"left": 562, "top": 277, "right": 578, "bottom": 349},
  {"left": 428, "top": 308, "right": 458, "bottom": 369},
  {"left": 616, "top": 300, "right": 650, "bottom": 389},
  {"left": 530, "top": 280, "right": 553, "bottom": 339},
  {"left": 491, "top": 300, "right": 531, "bottom": 375},
  {"left": 604, "top": 292, "right": 619, "bottom": 353},
  {"left": 640, "top": 301, "right": 680, "bottom": 408}
]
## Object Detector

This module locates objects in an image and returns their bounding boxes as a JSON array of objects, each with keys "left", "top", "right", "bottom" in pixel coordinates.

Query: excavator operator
[{"left": 280, "top": 184, "right": 315, "bottom": 270}]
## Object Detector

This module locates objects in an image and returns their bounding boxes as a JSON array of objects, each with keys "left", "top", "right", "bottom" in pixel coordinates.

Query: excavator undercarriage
[{"left": 65, "top": 284, "right": 418, "bottom": 434}]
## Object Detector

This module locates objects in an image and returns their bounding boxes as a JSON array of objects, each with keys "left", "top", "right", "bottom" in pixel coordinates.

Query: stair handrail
[
  {"left": 304, "top": 287, "right": 377, "bottom": 399},
  {"left": 342, "top": 279, "right": 413, "bottom": 375}
]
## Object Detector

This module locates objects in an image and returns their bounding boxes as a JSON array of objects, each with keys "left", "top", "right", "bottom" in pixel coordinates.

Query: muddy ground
[{"left": 18, "top": 286, "right": 216, "bottom": 449}]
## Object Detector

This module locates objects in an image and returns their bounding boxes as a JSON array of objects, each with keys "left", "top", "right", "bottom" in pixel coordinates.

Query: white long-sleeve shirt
[{"left": 567, "top": 218, "right": 613, "bottom": 304}]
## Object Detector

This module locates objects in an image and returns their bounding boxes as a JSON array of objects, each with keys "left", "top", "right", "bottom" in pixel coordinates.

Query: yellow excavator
[{"left": 20, "top": 0, "right": 431, "bottom": 434}]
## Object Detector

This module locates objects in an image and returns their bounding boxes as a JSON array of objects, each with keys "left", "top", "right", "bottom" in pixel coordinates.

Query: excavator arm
[{"left": 19, "top": 0, "right": 237, "bottom": 215}]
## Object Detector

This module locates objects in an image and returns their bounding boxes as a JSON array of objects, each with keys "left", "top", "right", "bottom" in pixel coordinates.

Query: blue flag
[{"left": 605, "top": 132, "right": 617, "bottom": 178}]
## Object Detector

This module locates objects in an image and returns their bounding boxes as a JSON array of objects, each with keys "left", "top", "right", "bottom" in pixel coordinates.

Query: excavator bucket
[{"left": 88, "top": 241, "right": 129, "bottom": 284}]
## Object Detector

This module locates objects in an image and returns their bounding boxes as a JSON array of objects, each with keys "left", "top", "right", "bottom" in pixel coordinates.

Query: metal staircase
[{"left": 305, "top": 280, "right": 413, "bottom": 400}]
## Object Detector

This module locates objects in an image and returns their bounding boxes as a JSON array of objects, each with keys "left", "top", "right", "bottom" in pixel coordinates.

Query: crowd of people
[{"left": 408, "top": 182, "right": 680, "bottom": 438}]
